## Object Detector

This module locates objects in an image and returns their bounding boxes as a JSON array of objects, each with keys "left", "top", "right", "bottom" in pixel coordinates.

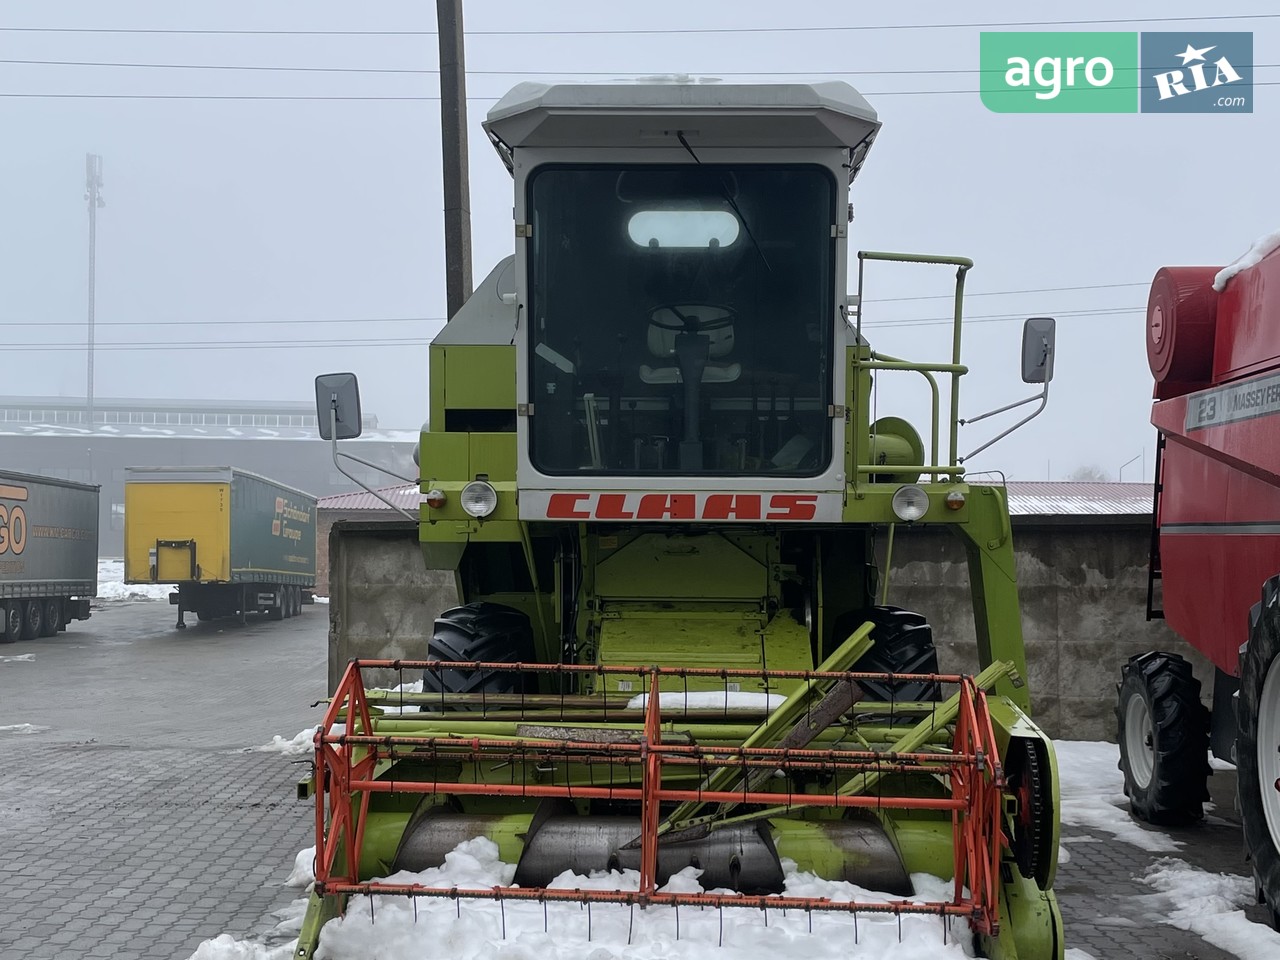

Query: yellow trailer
[{"left": 124, "top": 466, "right": 316, "bottom": 628}]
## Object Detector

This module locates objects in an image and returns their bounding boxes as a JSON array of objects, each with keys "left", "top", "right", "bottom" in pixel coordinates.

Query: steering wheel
[{"left": 648, "top": 302, "right": 737, "bottom": 334}]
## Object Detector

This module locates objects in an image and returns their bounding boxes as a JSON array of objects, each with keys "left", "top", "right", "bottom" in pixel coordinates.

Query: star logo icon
[{"left": 1176, "top": 43, "right": 1215, "bottom": 65}]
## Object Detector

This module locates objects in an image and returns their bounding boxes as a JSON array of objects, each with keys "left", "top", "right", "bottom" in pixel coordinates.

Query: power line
[
  {"left": 0, "top": 14, "right": 1275, "bottom": 36},
  {"left": 864, "top": 281, "right": 1148, "bottom": 304},
  {"left": 4, "top": 57, "right": 1276, "bottom": 77},
  {"left": 6, "top": 81, "right": 1278, "bottom": 101},
  {"left": 0, "top": 315, "right": 445, "bottom": 328},
  {"left": 1, "top": 304, "right": 1142, "bottom": 350},
  {"left": 5, "top": 337, "right": 436, "bottom": 352}
]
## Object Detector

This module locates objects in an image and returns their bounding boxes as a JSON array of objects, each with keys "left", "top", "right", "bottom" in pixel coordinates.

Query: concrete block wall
[
  {"left": 888, "top": 519, "right": 1216, "bottom": 741},
  {"left": 323, "top": 515, "right": 1218, "bottom": 740}
]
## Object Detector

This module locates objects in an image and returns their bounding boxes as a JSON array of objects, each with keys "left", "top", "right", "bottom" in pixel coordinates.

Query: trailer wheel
[
  {"left": 1239, "top": 574, "right": 1280, "bottom": 920},
  {"left": 20, "top": 599, "right": 42, "bottom": 641},
  {"left": 422, "top": 602, "right": 536, "bottom": 704},
  {"left": 1116, "top": 651, "right": 1209, "bottom": 825},
  {"left": 1, "top": 603, "right": 20, "bottom": 643},
  {"left": 833, "top": 606, "right": 941, "bottom": 703},
  {"left": 40, "top": 599, "right": 62, "bottom": 637},
  {"left": 268, "top": 589, "right": 285, "bottom": 621}
]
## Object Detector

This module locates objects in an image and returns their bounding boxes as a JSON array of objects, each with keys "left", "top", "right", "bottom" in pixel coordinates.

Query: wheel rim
[
  {"left": 1125, "top": 691, "right": 1156, "bottom": 789},
  {"left": 1259, "top": 654, "right": 1280, "bottom": 847}
]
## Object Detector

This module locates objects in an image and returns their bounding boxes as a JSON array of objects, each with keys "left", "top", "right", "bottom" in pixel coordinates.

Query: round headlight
[
  {"left": 460, "top": 480, "right": 498, "bottom": 518},
  {"left": 891, "top": 484, "right": 929, "bottom": 522}
]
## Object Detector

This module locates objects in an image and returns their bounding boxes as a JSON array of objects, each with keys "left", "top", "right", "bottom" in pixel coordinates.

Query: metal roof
[
  {"left": 318, "top": 483, "right": 423, "bottom": 513},
  {"left": 1002, "top": 481, "right": 1153, "bottom": 517},
  {"left": 318, "top": 481, "right": 1154, "bottom": 518},
  {"left": 0, "top": 423, "right": 418, "bottom": 443}
]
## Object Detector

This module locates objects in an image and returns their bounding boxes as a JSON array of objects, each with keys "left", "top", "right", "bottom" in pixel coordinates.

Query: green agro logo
[{"left": 981, "top": 31, "right": 1253, "bottom": 113}]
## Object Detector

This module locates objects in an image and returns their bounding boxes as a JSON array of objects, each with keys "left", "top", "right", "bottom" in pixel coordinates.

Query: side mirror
[
  {"left": 1021, "top": 317, "right": 1056, "bottom": 384},
  {"left": 315, "top": 372, "right": 363, "bottom": 440}
]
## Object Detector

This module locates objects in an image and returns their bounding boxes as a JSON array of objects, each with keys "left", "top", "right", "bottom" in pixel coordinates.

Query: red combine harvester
[{"left": 1118, "top": 231, "right": 1280, "bottom": 921}]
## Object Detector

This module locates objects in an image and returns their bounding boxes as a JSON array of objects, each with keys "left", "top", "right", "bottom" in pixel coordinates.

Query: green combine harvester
[{"left": 301, "top": 80, "right": 1063, "bottom": 958}]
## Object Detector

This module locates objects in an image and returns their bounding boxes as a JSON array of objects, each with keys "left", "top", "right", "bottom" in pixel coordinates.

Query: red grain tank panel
[{"left": 1212, "top": 247, "right": 1280, "bottom": 384}]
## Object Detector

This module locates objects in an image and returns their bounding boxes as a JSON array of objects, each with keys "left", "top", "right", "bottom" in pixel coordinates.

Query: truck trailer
[
  {"left": 123, "top": 466, "right": 316, "bottom": 628},
  {"left": 1117, "top": 233, "right": 1280, "bottom": 922},
  {"left": 0, "top": 468, "right": 98, "bottom": 641}
]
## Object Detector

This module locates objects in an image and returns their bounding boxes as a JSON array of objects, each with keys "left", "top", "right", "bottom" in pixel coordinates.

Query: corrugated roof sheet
[
  {"left": 319, "top": 481, "right": 1154, "bottom": 518},
  {"left": 1003, "top": 481, "right": 1152, "bottom": 517},
  {"left": 318, "top": 484, "right": 423, "bottom": 513}
]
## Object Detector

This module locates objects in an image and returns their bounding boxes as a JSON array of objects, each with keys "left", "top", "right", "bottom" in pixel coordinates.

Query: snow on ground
[
  {"left": 253, "top": 726, "right": 318, "bottom": 756},
  {"left": 312, "top": 596, "right": 330, "bottom": 605},
  {"left": 626, "top": 690, "right": 787, "bottom": 711},
  {"left": 0, "top": 722, "right": 48, "bottom": 734},
  {"left": 97, "top": 557, "right": 174, "bottom": 602},
  {"left": 1141, "top": 858, "right": 1280, "bottom": 960},
  {"left": 1214, "top": 229, "right": 1280, "bottom": 291},
  {"left": 0, "top": 653, "right": 35, "bottom": 663},
  {"left": 1063, "top": 950, "right": 1098, "bottom": 960},
  {"left": 1053, "top": 740, "right": 1181, "bottom": 853}
]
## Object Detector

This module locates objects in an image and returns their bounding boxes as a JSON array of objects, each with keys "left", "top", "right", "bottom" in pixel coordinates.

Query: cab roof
[{"left": 483, "top": 81, "right": 880, "bottom": 180}]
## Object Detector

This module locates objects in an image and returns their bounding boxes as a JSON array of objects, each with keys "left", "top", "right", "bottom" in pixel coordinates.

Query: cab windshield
[{"left": 527, "top": 164, "right": 835, "bottom": 476}]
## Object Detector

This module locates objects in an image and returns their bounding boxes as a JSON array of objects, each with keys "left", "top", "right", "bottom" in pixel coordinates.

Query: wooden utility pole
[{"left": 436, "top": 0, "right": 473, "bottom": 320}]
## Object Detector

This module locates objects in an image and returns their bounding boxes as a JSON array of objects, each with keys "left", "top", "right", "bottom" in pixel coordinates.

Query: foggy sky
[{"left": 1, "top": 1, "right": 1276, "bottom": 481}]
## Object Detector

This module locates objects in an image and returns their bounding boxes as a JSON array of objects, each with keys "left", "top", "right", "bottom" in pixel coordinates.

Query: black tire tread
[
  {"left": 834, "top": 605, "right": 941, "bottom": 703},
  {"left": 1238, "top": 573, "right": 1280, "bottom": 918},
  {"left": 1116, "top": 650, "right": 1209, "bottom": 825},
  {"left": 422, "top": 601, "right": 536, "bottom": 698}
]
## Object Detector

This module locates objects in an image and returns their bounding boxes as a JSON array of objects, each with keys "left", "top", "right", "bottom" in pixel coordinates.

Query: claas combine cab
[{"left": 301, "top": 81, "right": 1063, "bottom": 958}]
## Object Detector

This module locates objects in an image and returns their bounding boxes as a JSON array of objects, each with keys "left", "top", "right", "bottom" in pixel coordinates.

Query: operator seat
[{"left": 639, "top": 304, "right": 742, "bottom": 385}]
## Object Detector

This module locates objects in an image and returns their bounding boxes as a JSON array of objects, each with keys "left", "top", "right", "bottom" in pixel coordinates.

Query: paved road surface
[{"left": 0, "top": 597, "right": 1272, "bottom": 959}]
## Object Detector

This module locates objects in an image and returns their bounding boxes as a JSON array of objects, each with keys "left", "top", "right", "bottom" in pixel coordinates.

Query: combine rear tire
[
  {"left": 422, "top": 602, "right": 536, "bottom": 701},
  {"left": 834, "top": 605, "right": 941, "bottom": 703},
  {"left": 1239, "top": 574, "right": 1280, "bottom": 920},
  {"left": 1116, "top": 651, "right": 1209, "bottom": 825}
]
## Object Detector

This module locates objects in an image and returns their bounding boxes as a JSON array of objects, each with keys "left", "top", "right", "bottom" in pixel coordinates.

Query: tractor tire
[
  {"left": 422, "top": 602, "right": 537, "bottom": 702},
  {"left": 20, "top": 599, "right": 42, "bottom": 641},
  {"left": 1238, "top": 574, "right": 1280, "bottom": 921},
  {"left": 834, "top": 605, "right": 941, "bottom": 703},
  {"left": 1116, "top": 651, "right": 1209, "bottom": 825},
  {"left": 1, "top": 603, "right": 20, "bottom": 643}
]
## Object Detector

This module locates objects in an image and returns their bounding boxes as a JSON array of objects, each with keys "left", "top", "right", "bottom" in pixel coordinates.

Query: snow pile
[
  {"left": 1053, "top": 740, "right": 1180, "bottom": 853},
  {"left": 0, "top": 723, "right": 48, "bottom": 734},
  {"left": 1214, "top": 229, "right": 1280, "bottom": 291},
  {"left": 285, "top": 847, "right": 316, "bottom": 889},
  {"left": 1142, "top": 858, "right": 1280, "bottom": 960},
  {"left": 254, "top": 726, "right": 318, "bottom": 756},
  {"left": 626, "top": 691, "right": 787, "bottom": 712},
  {"left": 312, "top": 596, "right": 331, "bottom": 605},
  {"left": 187, "top": 896, "right": 310, "bottom": 960},
  {"left": 0, "top": 653, "right": 35, "bottom": 663},
  {"left": 97, "top": 558, "right": 174, "bottom": 602},
  {"left": 307, "top": 837, "right": 974, "bottom": 960},
  {"left": 1064, "top": 950, "right": 1098, "bottom": 960}
]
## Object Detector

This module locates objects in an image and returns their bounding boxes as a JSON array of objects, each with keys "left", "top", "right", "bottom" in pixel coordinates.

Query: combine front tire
[
  {"left": 835, "top": 605, "right": 941, "bottom": 703},
  {"left": 1238, "top": 574, "right": 1280, "bottom": 920},
  {"left": 1116, "top": 651, "right": 1209, "bottom": 825},
  {"left": 422, "top": 602, "right": 537, "bottom": 700}
]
